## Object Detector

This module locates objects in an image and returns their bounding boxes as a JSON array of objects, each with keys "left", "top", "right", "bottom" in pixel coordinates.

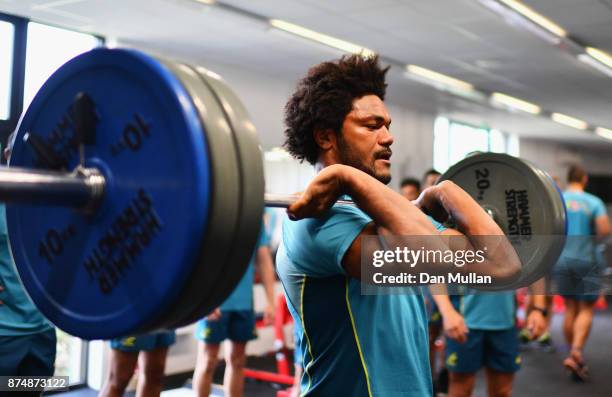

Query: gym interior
[{"left": 0, "top": 1, "right": 611, "bottom": 396}]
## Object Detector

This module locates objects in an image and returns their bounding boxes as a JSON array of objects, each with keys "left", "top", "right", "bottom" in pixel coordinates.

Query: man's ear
[{"left": 314, "top": 128, "right": 337, "bottom": 151}]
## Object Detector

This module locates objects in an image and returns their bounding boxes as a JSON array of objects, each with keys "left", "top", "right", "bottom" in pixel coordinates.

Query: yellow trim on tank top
[
  {"left": 299, "top": 275, "right": 314, "bottom": 397},
  {"left": 345, "top": 278, "right": 373, "bottom": 397}
]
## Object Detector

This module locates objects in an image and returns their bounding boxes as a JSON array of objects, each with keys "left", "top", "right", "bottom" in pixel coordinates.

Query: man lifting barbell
[
  {"left": 3, "top": 50, "right": 568, "bottom": 397},
  {"left": 276, "top": 54, "right": 522, "bottom": 396}
]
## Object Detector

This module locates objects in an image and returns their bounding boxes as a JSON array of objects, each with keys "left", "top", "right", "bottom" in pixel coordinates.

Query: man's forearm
[
  {"left": 338, "top": 166, "right": 520, "bottom": 283},
  {"left": 529, "top": 278, "right": 546, "bottom": 308},
  {"left": 430, "top": 288, "right": 456, "bottom": 317},
  {"left": 340, "top": 166, "right": 439, "bottom": 235}
]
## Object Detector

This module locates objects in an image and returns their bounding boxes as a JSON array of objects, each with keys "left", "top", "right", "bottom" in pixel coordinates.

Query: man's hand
[
  {"left": 413, "top": 183, "right": 452, "bottom": 224},
  {"left": 525, "top": 310, "right": 546, "bottom": 339},
  {"left": 414, "top": 180, "right": 480, "bottom": 226},
  {"left": 287, "top": 164, "right": 347, "bottom": 220},
  {"left": 442, "top": 308, "right": 469, "bottom": 343},
  {"left": 263, "top": 304, "right": 275, "bottom": 325},
  {"left": 206, "top": 307, "right": 221, "bottom": 321},
  {"left": 414, "top": 180, "right": 506, "bottom": 237}
]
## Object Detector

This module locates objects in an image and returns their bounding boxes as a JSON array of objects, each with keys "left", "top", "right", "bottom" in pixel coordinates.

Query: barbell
[{"left": 4, "top": 48, "right": 566, "bottom": 340}]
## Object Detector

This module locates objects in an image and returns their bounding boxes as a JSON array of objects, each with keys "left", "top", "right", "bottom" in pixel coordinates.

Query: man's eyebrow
[{"left": 357, "top": 114, "right": 392, "bottom": 126}]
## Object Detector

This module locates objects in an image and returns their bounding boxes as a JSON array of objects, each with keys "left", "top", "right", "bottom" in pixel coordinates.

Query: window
[
  {"left": 56, "top": 330, "right": 87, "bottom": 383},
  {"left": 434, "top": 117, "right": 520, "bottom": 172},
  {"left": 264, "top": 147, "right": 315, "bottom": 194},
  {"left": 25, "top": 24, "right": 99, "bottom": 385},
  {"left": 1, "top": 14, "right": 103, "bottom": 385},
  {"left": 0, "top": 20, "right": 14, "bottom": 120},
  {"left": 24, "top": 22, "right": 100, "bottom": 109}
]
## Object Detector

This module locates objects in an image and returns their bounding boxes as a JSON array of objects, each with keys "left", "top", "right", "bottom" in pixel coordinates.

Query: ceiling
[{"left": 1, "top": 0, "right": 611, "bottom": 149}]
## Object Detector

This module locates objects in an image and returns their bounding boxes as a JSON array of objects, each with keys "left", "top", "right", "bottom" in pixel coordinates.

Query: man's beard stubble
[{"left": 337, "top": 136, "right": 392, "bottom": 185}]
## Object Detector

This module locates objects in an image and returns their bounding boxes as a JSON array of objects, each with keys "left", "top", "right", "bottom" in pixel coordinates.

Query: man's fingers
[
  {"left": 447, "top": 327, "right": 464, "bottom": 342},
  {"left": 456, "top": 322, "right": 468, "bottom": 343},
  {"left": 287, "top": 194, "right": 311, "bottom": 220}
]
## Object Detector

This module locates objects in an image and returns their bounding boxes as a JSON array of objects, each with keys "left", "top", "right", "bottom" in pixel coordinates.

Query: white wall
[
  {"left": 195, "top": 60, "right": 294, "bottom": 151},
  {"left": 385, "top": 104, "right": 436, "bottom": 188},
  {"left": 193, "top": 59, "right": 437, "bottom": 190},
  {"left": 520, "top": 138, "right": 612, "bottom": 183},
  {"left": 139, "top": 48, "right": 439, "bottom": 190}
]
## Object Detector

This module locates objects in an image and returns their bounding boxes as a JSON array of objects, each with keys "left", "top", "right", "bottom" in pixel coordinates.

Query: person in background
[
  {"left": 554, "top": 164, "right": 610, "bottom": 381},
  {"left": 519, "top": 174, "right": 564, "bottom": 351},
  {"left": 0, "top": 135, "right": 56, "bottom": 396},
  {"left": 434, "top": 286, "right": 546, "bottom": 397},
  {"left": 99, "top": 331, "right": 176, "bottom": 397},
  {"left": 422, "top": 169, "right": 441, "bottom": 190},
  {"left": 400, "top": 177, "right": 421, "bottom": 201},
  {"left": 193, "top": 223, "right": 276, "bottom": 397}
]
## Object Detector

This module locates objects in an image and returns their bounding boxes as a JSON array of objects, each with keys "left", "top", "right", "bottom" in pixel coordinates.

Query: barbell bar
[
  {"left": 4, "top": 48, "right": 566, "bottom": 339},
  {"left": 0, "top": 167, "right": 354, "bottom": 210}
]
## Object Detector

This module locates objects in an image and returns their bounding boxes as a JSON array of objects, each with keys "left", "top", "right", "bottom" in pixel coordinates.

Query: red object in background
[
  {"left": 553, "top": 295, "right": 608, "bottom": 312},
  {"left": 553, "top": 295, "right": 565, "bottom": 313},
  {"left": 243, "top": 368, "right": 293, "bottom": 385},
  {"left": 246, "top": 294, "right": 295, "bottom": 387},
  {"left": 273, "top": 294, "right": 293, "bottom": 377},
  {"left": 595, "top": 295, "right": 608, "bottom": 310}
]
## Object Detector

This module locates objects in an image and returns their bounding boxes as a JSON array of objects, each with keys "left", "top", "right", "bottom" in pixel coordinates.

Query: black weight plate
[
  {"left": 439, "top": 153, "right": 566, "bottom": 290},
  {"left": 175, "top": 66, "right": 265, "bottom": 326},
  {"left": 146, "top": 60, "right": 242, "bottom": 329}
]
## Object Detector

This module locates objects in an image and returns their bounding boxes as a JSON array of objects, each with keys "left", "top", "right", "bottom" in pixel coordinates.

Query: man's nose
[{"left": 379, "top": 126, "right": 394, "bottom": 146}]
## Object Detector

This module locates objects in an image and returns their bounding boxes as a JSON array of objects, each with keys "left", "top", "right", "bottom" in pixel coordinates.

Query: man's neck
[
  {"left": 567, "top": 182, "right": 584, "bottom": 192},
  {"left": 315, "top": 154, "right": 340, "bottom": 173}
]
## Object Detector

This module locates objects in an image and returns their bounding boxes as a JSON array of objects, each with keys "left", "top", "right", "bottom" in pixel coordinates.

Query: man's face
[
  {"left": 337, "top": 95, "right": 393, "bottom": 184},
  {"left": 401, "top": 185, "right": 419, "bottom": 201},
  {"left": 423, "top": 173, "right": 440, "bottom": 189}
]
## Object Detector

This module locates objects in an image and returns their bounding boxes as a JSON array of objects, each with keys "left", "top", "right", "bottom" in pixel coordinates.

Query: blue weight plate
[{"left": 7, "top": 48, "right": 211, "bottom": 340}]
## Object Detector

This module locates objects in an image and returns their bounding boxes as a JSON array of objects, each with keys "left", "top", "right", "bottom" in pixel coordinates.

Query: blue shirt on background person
[
  {"left": 452, "top": 292, "right": 515, "bottom": 330},
  {"left": 560, "top": 190, "right": 607, "bottom": 264},
  {"left": 555, "top": 190, "right": 608, "bottom": 297},
  {"left": 220, "top": 230, "right": 270, "bottom": 311},
  {"left": 0, "top": 203, "right": 56, "bottom": 376},
  {"left": 0, "top": 204, "right": 53, "bottom": 335}
]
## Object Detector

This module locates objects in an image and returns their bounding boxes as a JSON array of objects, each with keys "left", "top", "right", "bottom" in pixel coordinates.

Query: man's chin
[
  {"left": 374, "top": 164, "right": 392, "bottom": 184},
  {"left": 375, "top": 172, "right": 392, "bottom": 185}
]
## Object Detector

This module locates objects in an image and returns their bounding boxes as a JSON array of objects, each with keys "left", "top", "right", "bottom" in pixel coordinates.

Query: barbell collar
[{"left": 0, "top": 166, "right": 104, "bottom": 209}]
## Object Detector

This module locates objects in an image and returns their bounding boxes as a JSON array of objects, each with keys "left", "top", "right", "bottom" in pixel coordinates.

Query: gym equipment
[
  {"left": 2, "top": 48, "right": 566, "bottom": 339},
  {"left": 439, "top": 152, "right": 566, "bottom": 290}
]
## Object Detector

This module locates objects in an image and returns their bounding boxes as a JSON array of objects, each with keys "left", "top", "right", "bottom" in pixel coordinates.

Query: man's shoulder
[
  {"left": 582, "top": 191, "right": 605, "bottom": 207},
  {"left": 282, "top": 204, "right": 370, "bottom": 235},
  {"left": 279, "top": 204, "right": 371, "bottom": 278}
]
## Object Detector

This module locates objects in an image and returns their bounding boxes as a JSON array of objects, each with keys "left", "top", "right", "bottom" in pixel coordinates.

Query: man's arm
[
  {"left": 256, "top": 245, "right": 276, "bottom": 325},
  {"left": 292, "top": 165, "right": 521, "bottom": 283},
  {"left": 595, "top": 214, "right": 611, "bottom": 239},
  {"left": 524, "top": 278, "right": 547, "bottom": 339},
  {"left": 430, "top": 287, "right": 468, "bottom": 343}
]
